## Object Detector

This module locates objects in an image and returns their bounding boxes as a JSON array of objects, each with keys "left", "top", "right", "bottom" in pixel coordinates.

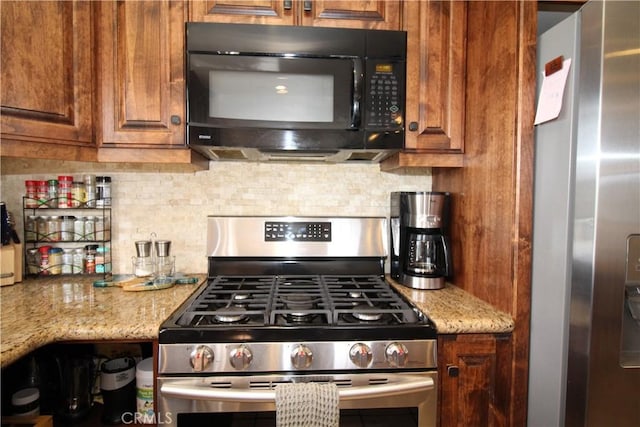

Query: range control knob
[
  {"left": 190, "top": 345, "right": 214, "bottom": 372},
  {"left": 291, "top": 344, "right": 313, "bottom": 369},
  {"left": 385, "top": 342, "right": 409, "bottom": 368},
  {"left": 229, "top": 345, "right": 253, "bottom": 370},
  {"left": 349, "top": 343, "right": 373, "bottom": 368}
]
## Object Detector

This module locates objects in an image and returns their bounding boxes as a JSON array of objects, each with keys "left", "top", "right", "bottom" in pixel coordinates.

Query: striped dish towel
[{"left": 275, "top": 382, "right": 339, "bottom": 427}]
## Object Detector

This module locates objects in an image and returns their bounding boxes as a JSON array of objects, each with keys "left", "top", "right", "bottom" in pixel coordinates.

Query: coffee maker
[{"left": 390, "top": 191, "right": 452, "bottom": 289}]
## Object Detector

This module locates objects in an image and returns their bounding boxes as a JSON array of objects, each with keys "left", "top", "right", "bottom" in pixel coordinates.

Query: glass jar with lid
[
  {"left": 84, "top": 216, "right": 95, "bottom": 241},
  {"left": 36, "top": 216, "right": 48, "bottom": 241},
  {"left": 84, "top": 244, "right": 98, "bottom": 274},
  {"left": 46, "top": 216, "right": 61, "bottom": 242},
  {"left": 72, "top": 248, "right": 84, "bottom": 274},
  {"left": 25, "top": 215, "right": 37, "bottom": 242},
  {"left": 47, "top": 179, "right": 58, "bottom": 208},
  {"left": 60, "top": 216, "right": 75, "bottom": 241},
  {"left": 74, "top": 217, "right": 85, "bottom": 241},
  {"left": 61, "top": 249, "right": 74, "bottom": 274}
]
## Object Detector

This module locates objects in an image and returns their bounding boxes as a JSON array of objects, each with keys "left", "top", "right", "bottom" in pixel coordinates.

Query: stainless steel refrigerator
[{"left": 529, "top": 1, "right": 640, "bottom": 426}]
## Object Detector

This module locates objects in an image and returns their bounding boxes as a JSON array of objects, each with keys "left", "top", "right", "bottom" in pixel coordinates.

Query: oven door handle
[{"left": 160, "top": 375, "right": 434, "bottom": 403}]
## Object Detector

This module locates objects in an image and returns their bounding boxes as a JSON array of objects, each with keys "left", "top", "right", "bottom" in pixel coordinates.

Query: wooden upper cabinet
[
  {"left": 403, "top": 0, "right": 467, "bottom": 152},
  {"left": 189, "top": 0, "right": 401, "bottom": 29},
  {"left": 0, "top": 1, "right": 93, "bottom": 149},
  {"left": 95, "top": 0, "right": 186, "bottom": 148}
]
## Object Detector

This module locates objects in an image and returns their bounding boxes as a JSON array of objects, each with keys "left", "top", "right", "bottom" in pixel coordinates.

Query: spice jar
[
  {"left": 25, "top": 215, "right": 37, "bottom": 242},
  {"left": 36, "top": 216, "right": 48, "bottom": 241},
  {"left": 26, "top": 248, "right": 40, "bottom": 275},
  {"left": 72, "top": 248, "right": 84, "bottom": 274},
  {"left": 47, "top": 179, "right": 58, "bottom": 208},
  {"left": 58, "top": 175, "right": 73, "bottom": 208},
  {"left": 84, "top": 175, "right": 96, "bottom": 208},
  {"left": 95, "top": 216, "right": 104, "bottom": 241},
  {"left": 48, "top": 247, "right": 63, "bottom": 275},
  {"left": 71, "top": 181, "right": 85, "bottom": 208},
  {"left": 96, "top": 176, "right": 112, "bottom": 207},
  {"left": 74, "top": 216, "right": 85, "bottom": 241},
  {"left": 46, "top": 216, "right": 61, "bottom": 242},
  {"left": 60, "top": 216, "right": 75, "bottom": 241},
  {"left": 61, "top": 249, "right": 74, "bottom": 274},
  {"left": 38, "top": 246, "right": 52, "bottom": 275},
  {"left": 25, "top": 180, "right": 38, "bottom": 208},
  {"left": 36, "top": 181, "right": 48, "bottom": 207},
  {"left": 96, "top": 247, "right": 111, "bottom": 274},
  {"left": 84, "top": 216, "right": 95, "bottom": 241},
  {"left": 84, "top": 245, "right": 98, "bottom": 274}
]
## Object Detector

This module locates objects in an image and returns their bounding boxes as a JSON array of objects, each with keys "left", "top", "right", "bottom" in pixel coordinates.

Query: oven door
[{"left": 157, "top": 372, "right": 437, "bottom": 427}]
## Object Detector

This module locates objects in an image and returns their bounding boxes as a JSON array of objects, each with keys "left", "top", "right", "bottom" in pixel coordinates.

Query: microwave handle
[{"left": 350, "top": 58, "right": 363, "bottom": 129}]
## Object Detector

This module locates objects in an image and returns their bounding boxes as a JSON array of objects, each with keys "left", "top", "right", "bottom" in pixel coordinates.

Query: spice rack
[{"left": 22, "top": 197, "right": 112, "bottom": 278}]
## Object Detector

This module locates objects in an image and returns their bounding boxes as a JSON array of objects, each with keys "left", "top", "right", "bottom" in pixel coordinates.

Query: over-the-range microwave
[{"left": 185, "top": 22, "right": 407, "bottom": 163}]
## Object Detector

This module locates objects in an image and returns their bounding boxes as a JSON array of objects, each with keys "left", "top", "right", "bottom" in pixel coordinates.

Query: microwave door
[{"left": 187, "top": 54, "right": 358, "bottom": 131}]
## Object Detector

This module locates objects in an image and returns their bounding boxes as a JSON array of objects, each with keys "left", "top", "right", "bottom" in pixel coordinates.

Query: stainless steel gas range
[{"left": 157, "top": 216, "right": 437, "bottom": 427}]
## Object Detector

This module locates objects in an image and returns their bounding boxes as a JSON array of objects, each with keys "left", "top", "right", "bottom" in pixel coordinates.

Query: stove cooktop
[{"left": 159, "top": 274, "right": 436, "bottom": 344}]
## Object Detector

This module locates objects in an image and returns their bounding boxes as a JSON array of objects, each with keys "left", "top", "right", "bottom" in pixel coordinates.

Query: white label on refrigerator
[{"left": 534, "top": 58, "right": 572, "bottom": 125}]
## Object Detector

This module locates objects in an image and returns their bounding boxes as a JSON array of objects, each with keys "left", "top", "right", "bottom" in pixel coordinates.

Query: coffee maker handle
[{"left": 442, "top": 235, "right": 452, "bottom": 278}]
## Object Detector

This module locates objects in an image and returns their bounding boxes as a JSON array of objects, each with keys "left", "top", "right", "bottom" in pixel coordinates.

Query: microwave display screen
[
  {"left": 375, "top": 64, "right": 394, "bottom": 73},
  {"left": 209, "top": 71, "right": 334, "bottom": 123}
]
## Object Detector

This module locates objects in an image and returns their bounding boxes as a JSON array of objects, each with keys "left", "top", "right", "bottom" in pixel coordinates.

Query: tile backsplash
[{"left": 1, "top": 158, "right": 431, "bottom": 274}]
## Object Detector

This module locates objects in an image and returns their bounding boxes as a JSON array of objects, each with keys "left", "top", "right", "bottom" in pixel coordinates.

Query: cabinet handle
[
  {"left": 303, "top": 0, "right": 312, "bottom": 12},
  {"left": 447, "top": 365, "right": 459, "bottom": 377},
  {"left": 283, "top": 0, "right": 292, "bottom": 10},
  {"left": 170, "top": 115, "right": 181, "bottom": 125},
  {"left": 408, "top": 121, "right": 418, "bottom": 132}
]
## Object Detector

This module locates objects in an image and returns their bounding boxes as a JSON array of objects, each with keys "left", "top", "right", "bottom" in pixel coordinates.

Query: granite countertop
[
  {"left": 0, "top": 275, "right": 205, "bottom": 368},
  {"left": 1, "top": 275, "right": 513, "bottom": 369},
  {"left": 389, "top": 278, "right": 514, "bottom": 334}
]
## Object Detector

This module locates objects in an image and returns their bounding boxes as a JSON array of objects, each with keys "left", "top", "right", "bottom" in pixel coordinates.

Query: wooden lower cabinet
[{"left": 438, "top": 334, "right": 512, "bottom": 427}]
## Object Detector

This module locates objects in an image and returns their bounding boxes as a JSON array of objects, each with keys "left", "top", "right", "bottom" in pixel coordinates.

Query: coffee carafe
[{"left": 391, "top": 191, "right": 452, "bottom": 289}]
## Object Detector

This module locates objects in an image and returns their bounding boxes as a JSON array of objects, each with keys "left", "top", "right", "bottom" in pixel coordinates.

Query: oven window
[{"left": 178, "top": 408, "right": 418, "bottom": 426}]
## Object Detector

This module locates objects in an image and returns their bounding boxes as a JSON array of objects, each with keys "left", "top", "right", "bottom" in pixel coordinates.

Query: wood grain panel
[
  {"left": 189, "top": 0, "right": 293, "bottom": 24},
  {"left": 301, "top": 1, "right": 401, "bottom": 29},
  {"left": 439, "top": 334, "right": 502, "bottom": 427},
  {"left": 0, "top": 1, "right": 93, "bottom": 144},
  {"left": 403, "top": 0, "right": 466, "bottom": 151},
  {"left": 189, "top": 0, "right": 399, "bottom": 28},
  {"left": 96, "top": 0, "right": 186, "bottom": 147},
  {"left": 433, "top": 1, "right": 536, "bottom": 426}
]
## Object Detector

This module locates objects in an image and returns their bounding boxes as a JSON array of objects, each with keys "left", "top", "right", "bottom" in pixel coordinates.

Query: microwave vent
[
  {"left": 346, "top": 151, "right": 387, "bottom": 162},
  {"left": 206, "top": 148, "right": 250, "bottom": 161}
]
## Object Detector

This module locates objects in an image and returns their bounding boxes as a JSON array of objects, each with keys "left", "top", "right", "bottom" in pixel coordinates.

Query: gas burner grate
[{"left": 177, "top": 274, "right": 421, "bottom": 327}]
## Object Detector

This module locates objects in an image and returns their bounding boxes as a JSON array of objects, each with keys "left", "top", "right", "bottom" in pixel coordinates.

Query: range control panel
[{"left": 264, "top": 221, "right": 331, "bottom": 242}]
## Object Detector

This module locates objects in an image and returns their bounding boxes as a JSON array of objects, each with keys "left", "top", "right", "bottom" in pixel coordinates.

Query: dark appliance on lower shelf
[{"left": 158, "top": 216, "right": 437, "bottom": 427}]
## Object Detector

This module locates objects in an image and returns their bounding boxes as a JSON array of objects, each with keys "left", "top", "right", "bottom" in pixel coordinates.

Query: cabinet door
[
  {"left": 189, "top": 0, "right": 295, "bottom": 24},
  {"left": 96, "top": 0, "right": 185, "bottom": 148},
  {"left": 403, "top": 0, "right": 466, "bottom": 152},
  {"left": 189, "top": 0, "right": 400, "bottom": 29},
  {"left": 439, "top": 334, "right": 511, "bottom": 427},
  {"left": 0, "top": 1, "right": 93, "bottom": 148},
  {"left": 300, "top": 0, "right": 401, "bottom": 29}
]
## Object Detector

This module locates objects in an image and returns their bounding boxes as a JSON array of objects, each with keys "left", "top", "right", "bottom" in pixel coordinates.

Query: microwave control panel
[{"left": 365, "top": 61, "right": 405, "bottom": 130}]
